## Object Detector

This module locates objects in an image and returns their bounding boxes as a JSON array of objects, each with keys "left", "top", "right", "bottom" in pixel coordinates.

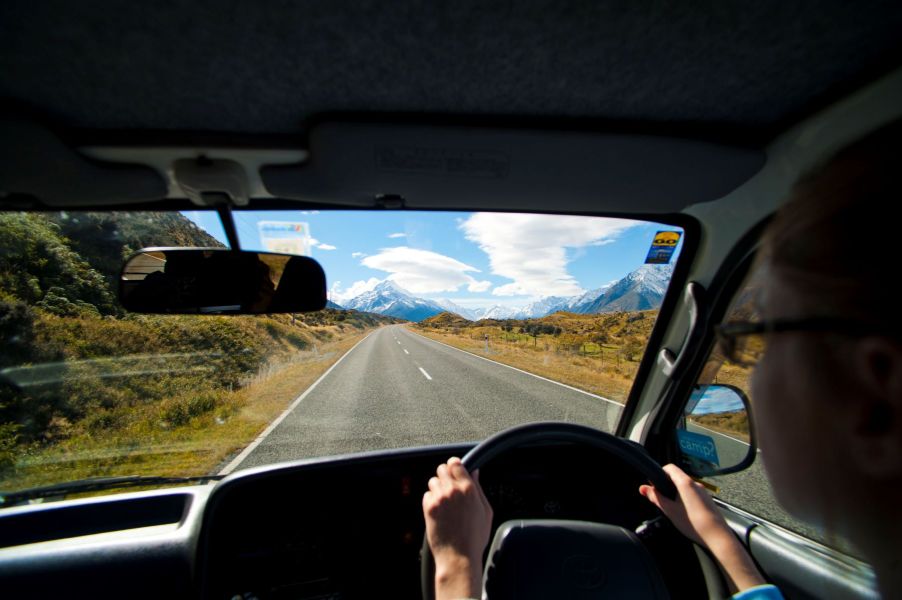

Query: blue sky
[
  {"left": 688, "top": 386, "right": 746, "bottom": 415},
  {"left": 183, "top": 211, "right": 683, "bottom": 308}
]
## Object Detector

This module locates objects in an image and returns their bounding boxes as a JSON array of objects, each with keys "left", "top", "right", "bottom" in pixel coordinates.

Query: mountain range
[{"left": 334, "top": 264, "right": 674, "bottom": 322}]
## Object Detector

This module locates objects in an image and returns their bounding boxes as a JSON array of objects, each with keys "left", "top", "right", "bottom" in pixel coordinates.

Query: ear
[{"left": 846, "top": 336, "right": 902, "bottom": 479}]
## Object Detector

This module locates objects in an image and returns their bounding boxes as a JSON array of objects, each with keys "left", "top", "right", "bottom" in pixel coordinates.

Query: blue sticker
[
  {"left": 645, "top": 231, "right": 682, "bottom": 264},
  {"left": 676, "top": 429, "right": 720, "bottom": 466}
]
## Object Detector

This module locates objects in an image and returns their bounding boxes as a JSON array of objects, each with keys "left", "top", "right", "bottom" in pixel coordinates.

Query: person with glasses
[{"left": 422, "top": 118, "right": 902, "bottom": 600}]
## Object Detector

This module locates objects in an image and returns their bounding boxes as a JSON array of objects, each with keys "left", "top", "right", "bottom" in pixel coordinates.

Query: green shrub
[
  {"left": 0, "top": 422, "right": 21, "bottom": 471},
  {"left": 159, "top": 392, "right": 221, "bottom": 427}
]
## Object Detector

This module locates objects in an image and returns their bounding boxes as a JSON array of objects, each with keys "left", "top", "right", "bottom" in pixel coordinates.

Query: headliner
[{"left": 2, "top": 1, "right": 902, "bottom": 143}]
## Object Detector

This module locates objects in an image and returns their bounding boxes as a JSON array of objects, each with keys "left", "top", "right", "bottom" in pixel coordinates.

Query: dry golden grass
[
  {"left": 690, "top": 412, "right": 751, "bottom": 443},
  {"left": 1, "top": 330, "right": 373, "bottom": 490},
  {"left": 412, "top": 327, "right": 638, "bottom": 403}
]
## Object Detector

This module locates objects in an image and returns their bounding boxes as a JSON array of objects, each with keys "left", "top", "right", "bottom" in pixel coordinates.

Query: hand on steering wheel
[
  {"left": 420, "top": 422, "right": 677, "bottom": 600},
  {"left": 422, "top": 457, "right": 493, "bottom": 600}
]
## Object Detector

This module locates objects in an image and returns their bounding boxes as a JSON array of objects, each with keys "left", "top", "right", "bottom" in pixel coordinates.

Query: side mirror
[
  {"left": 675, "top": 384, "right": 756, "bottom": 478},
  {"left": 119, "top": 248, "right": 327, "bottom": 314}
]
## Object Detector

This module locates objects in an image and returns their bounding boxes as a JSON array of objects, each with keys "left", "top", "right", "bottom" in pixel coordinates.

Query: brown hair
[{"left": 761, "top": 119, "right": 902, "bottom": 323}]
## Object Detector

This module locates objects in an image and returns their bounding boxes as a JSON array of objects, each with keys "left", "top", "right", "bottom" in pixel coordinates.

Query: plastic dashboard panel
[
  {"left": 0, "top": 441, "right": 707, "bottom": 600},
  {"left": 197, "top": 443, "right": 705, "bottom": 600},
  {"left": 0, "top": 485, "right": 212, "bottom": 599}
]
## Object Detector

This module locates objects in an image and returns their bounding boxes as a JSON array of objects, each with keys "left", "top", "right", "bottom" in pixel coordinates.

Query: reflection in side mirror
[
  {"left": 676, "top": 384, "right": 756, "bottom": 478},
  {"left": 119, "top": 248, "right": 327, "bottom": 314}
]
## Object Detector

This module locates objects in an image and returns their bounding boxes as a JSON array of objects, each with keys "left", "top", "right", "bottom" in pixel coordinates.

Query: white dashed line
[
  {"left": 397, "top": 341, "right": 401, "bottom": 345},
  {"left": 404, "top": 349, "right": 409, "bottom": 355},
  {"left": 418, "top": 367, "right": 433, "bottom": 380}
]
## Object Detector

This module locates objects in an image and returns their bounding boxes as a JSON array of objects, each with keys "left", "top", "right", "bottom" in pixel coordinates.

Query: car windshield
[{"left": 0, "top": 210, "right": 683, "bottom": 501}]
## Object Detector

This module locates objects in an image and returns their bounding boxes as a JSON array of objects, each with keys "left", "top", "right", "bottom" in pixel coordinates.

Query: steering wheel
[{"left": 420, "top": 422, "right": 677, "bottom": 600}]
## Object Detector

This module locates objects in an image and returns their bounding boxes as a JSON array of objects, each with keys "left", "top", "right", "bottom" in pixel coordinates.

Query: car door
[{"left": 642, "top": 229, "right": 878, "bottom": 600}]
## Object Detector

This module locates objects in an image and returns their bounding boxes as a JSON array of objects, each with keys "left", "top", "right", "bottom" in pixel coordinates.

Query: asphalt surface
[
  {"left": 228, "top": 324, "right": 818, "bottom": 542},
  {"left": 231, "top": 324, "right": 623, "bottom": 470}
]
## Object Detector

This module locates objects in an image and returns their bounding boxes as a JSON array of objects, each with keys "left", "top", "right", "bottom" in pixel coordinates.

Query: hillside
[
  {"left": 0, "top": 211, "right": 400, "bottom": 483},
  {"left": 45, "top": 212, "right": 225, "bottom": 292},
  {"left": 419, "top": 311, "right": 471, "bottom": 329},
  {"left": 421, "top": 310, "right": 656, "bottom": 355}
]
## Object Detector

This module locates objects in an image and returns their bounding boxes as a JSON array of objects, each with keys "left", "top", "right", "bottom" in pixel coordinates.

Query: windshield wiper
[{"left": 0, "top": 475, "right": 225, "bottom": 507}]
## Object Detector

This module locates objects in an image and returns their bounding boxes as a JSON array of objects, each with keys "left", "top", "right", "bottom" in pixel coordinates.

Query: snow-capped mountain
[
  {"left": 431, "top": 298, "right": 478, "bottom": 320},
  {"left": 519, "top": 296, "right": 571, "bottom": 318},
  {"left": 340, "top": 280, "right": 447, "bottom": 322},
  {"left": 563, "top": 286, "right": 609, "bottom": 312},
  {"left": 471, "top": 305, "right": 524, "bottom": 320},
  {"left": 338, "top": 264, "right": 674, "bottom": 322},
  {"left": 577, "top": 264, "right": 674, "bottom": 313},
  {"left": 465, "top": 266, "right": 671, "bottom": 319}
]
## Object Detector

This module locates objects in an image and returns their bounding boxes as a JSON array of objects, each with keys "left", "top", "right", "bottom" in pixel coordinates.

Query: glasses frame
[{"left": 714, "top": 317, "right": 887, "bottom": 367}]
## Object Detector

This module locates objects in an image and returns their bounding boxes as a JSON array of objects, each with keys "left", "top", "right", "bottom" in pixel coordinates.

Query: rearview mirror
[
  {"left": 675, "top": 384, "right": 756, "bottom": 478},
  {"left": 119, "top": 248, "right": 326, "bottom": 314}
]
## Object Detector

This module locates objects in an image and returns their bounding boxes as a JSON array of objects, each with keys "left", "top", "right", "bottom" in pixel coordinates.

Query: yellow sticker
[{"left": 645, "top": 230, "right": 682, "bottom": 264}]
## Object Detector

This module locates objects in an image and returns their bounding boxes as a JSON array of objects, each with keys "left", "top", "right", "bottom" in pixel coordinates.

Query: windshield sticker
[
  {"left": 258, "top": 221, "right": 311, "bottom": 255},
  {"left": 676, "top": 429, "right": 720, "bottom": 467},
  {"left": 645, "top": 230, "right": 681, "bottom": 264}
]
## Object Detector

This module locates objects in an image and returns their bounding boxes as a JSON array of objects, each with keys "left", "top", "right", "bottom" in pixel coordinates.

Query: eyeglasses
[{"left": 714, "top": 317, "right": 887, "bottom": 368}]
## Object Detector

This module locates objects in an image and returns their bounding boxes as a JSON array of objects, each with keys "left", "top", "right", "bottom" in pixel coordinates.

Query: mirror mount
[
  {"left": 173, "top": 158, "right": 247, "bottom": 250},
  {"left": 215, "top": 204, "right": 242, "bottom": 251},
  {"left": 174, "top": 157, "right": 250, "bottom": 208}
]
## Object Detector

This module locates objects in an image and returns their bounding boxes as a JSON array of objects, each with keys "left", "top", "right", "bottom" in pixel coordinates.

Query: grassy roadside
[
  {"left": 1, "top": 328, "right": 374, "bottom": 491},
  {"left": 410, "top": 326, "right": 636, "bottom": 403}
]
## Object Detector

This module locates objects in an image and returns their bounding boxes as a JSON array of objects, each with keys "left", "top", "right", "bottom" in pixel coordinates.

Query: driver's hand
[
  {"left": 639, "top": 463, "right": 730, "bottom": 548},
  {"left": 423, "top": 457, "right": 493, "bottom": 600},
  {"left": 640, "top": 464, "right": 765, "bottom": 592}
]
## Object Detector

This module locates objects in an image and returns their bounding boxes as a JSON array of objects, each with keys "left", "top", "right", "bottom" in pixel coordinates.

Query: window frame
[
  {"left": 642, "top": 216, "right": 770, "bottom": 466},
  {"left": 614, "top": 211, "right": 701, "bottom": 436}
]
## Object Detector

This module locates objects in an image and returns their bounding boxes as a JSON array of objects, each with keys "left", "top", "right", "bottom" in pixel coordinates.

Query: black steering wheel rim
[{"left": 420, "top": 421, "right": 677, "bottom": 600}]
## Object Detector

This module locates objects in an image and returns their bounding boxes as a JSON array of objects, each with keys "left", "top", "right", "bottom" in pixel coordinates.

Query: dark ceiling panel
[{"left": 1, "top": 1, "right": 901, "bottom": 142}]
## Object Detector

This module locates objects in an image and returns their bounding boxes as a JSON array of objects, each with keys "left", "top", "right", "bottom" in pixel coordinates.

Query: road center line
[
  {"left": 397, "top": 341, "right": 401, "bottom": 345},
  {"left": 418, "top": 367, "right": 433, "bottom": 380},
  {"left": 404, "top": 349, "right": 409, "bottom": 355}
]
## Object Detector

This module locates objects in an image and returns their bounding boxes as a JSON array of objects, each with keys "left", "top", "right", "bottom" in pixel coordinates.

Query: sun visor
[
  {"left": 0, "top": 118, "right": 167, "bottom": 206},
  {"left": 261, "top": 122, "right": 764, "bottom": 213}
]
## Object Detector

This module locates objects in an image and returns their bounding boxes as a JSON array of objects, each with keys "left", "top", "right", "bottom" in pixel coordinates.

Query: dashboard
[{"left": 0, "top": 442, "right": 707, "bottom": 599}]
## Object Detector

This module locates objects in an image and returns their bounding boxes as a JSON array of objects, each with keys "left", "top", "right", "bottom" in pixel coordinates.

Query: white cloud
[
  {"left": 330, "top": 277, "right": 382, "bottom": 304},
  {"left": 387, "top": 232, "right": 407, "bottom": 239},
  {"left": 361, "top": 246, "right": 491, "bottom": 294},
  {"left": 351, "top": 252, "right": 367, "bottom": 258},
  {"left": 460, "top": 213, "right": 639, "bottom": 297},
  {"left": 328, "top": 281, "right": 343, "bottom": 301},
  {"left": 309, "top": 237, "right": 337, "bottom": 251}
]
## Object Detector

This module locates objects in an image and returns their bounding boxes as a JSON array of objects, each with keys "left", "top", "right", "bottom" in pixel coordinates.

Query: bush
[
  {"left": 159, "top": 392, "right": 221, "bottom": 427},
  {"left": 620, "top": 336, "right": 644, "bottom": 361},
  {"left": 0, "top": 422, "right": 21, "bottom": 471}
]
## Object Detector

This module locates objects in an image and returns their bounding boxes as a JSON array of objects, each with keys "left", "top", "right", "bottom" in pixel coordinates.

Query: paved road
[{"left": 230, "top": 324, "right": 623, "bottom": 470}]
